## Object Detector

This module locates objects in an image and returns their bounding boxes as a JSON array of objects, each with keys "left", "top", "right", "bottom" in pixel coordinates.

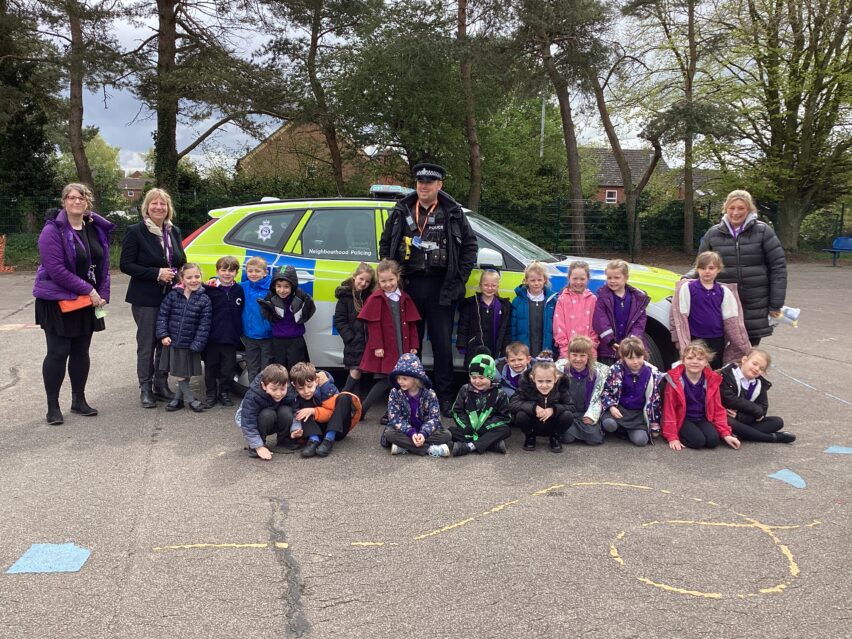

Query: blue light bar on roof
[{"left": 370, "top": 184, "right": 414, "bottom": 199}]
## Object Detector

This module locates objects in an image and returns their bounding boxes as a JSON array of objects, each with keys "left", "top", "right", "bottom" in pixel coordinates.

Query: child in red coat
[
  {"left": 661, "top": 340, "right": 742, "bottom": 451},
  {"left": 357, "top": 259, "right": 420, "bottom": 417}
]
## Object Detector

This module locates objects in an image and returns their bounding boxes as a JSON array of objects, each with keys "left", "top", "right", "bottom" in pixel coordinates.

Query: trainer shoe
[
  {"left": 428, "top": 444, "right": 451, "bottom": 457},
  {"left": 490, "top": 440, "right": 508, "bottom": 454},
  {"left": 452, "top": 441, "right": 471, "bottom": 457},
  {"left": 390, "top": 444, "right": 408, "bottom": 455}
]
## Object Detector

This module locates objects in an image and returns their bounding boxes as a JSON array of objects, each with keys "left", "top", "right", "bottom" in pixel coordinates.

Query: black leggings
[
  {"left": 43, "top": 331, "right": 93, "bottom": 401},
  {"left": 678, "top": 419, "right": 720, "bottom": 449},
  {"left": 729, "top": 415, "right": 784, "bottom": 443}
]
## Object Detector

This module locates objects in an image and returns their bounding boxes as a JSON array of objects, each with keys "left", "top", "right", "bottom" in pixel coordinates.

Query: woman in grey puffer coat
[{"left": 687, "top": 190, "right": 787, "bottom": 344}]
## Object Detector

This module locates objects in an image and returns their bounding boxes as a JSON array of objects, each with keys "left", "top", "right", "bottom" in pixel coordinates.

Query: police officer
[{"left": 379, "top": 163, "right": 478, "bottom": 416}]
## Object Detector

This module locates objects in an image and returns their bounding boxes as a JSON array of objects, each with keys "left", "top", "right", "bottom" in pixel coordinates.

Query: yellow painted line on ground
[
  {"left": 0, "top": 323, "right": 38, "bottom": 331},
  {"left": 481, "top": 499, "right": 519, "bottom": 515},
  {"left": 570, "top": 481, "right": 654, "bottom": 491},
  {"left": 153, "top": 542, "right": 288, "bottom": 552},
  {"left": 531, "top": 484, "right": 565, "bottom": 496},
  {"left": 414, "top": 518, "right": 476, "bottom": 541},
  {"left": 637, "top": 577, "right": 723, "bottom": 599},
  {"left": 350, "top": 541, "right": 387, "bottom": 547}
]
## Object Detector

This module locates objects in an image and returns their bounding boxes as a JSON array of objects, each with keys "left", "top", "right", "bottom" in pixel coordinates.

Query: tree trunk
[
  {"left": 68, "top": 4, "right": 96, "bottom": 206},
  {"left": 458, "top": 0, "right": 482, "bottom": 210},
  {"left": 154, "top": 0, "right": 179, "bottom": 194},
  {"left": 307, "top": 4, "right": 344, "bottom": 195},
  {"left": 682, "top": 135, "right": 694, "bottom": 252},
  {"left": 541, "top": 44, "right": 584, "bottom": 252},
  {"left": 777, "top": 191, "right": 805, "bottom": 250}
]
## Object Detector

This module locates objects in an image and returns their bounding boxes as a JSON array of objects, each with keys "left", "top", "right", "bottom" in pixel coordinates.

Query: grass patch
[{"left": 2, "top": 233, "right": 122, "bottom": 271}]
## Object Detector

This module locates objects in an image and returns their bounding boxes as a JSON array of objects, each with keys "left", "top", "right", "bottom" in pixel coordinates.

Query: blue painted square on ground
[
  {"left": 6, "top": 543, "right": 91, "bottom": 574},
  {"left": 825, "top": 445, "right": 852, "bottom": 454}
]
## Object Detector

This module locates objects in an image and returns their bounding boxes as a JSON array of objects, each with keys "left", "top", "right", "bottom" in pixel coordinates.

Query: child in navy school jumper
[
  {"left": 202, "top": 255, "right": 245, "bottom": 407},
  {"left": 235, "top": 364, "right": 297, "bottom": 460},
  {"left": 557, "top": 335, "right": 610, "bottom": 445},
  {"left": 381, "top": 353, "right": 451, "bottom": 457},
  {"left": 592, "top": 259, "right": 650, "bottom": 366},
  {"left": 510, "top": 260, "right": 558, "bottom": 357},
  {"left": 456, "top": 269, "right": 512, "bottom": 368},
  {"left": 495, "top": 341, "right": 533, "bottom": 399},
  {"left": 259, "top": 265, "right": 316, "bottom": 370},
  {"left": 600, "top": 336, "right": 662, "bottom": 446},
  {"left": 661, "top": 340, "right": 742, "bottom": 451},
  {"left": 450, "top": 354, "right": 512, "bottom": 456},
  {"left": 718, "top": 348, "right": 794, "bottom": 444},
  {"left": 289, "top": 362, "right": 361, "bottom": 458},
  {"left": 240, "top": 256, "right": 273, "bottom": 381},
  {"left": 156, "top": 263, "right": 212, "bottom": 412},
  {"left": 670, "top": 251, "right": 751, "bottom": 370}
]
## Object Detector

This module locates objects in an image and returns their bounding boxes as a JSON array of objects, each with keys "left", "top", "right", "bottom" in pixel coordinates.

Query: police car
[{"left": 183, "top": 186, "right": 679, "bottom": 390}]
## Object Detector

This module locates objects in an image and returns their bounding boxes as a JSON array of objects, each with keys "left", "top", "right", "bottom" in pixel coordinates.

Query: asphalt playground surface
[{"left": 0, "top": 263, "right": 850, "bottom": 638}]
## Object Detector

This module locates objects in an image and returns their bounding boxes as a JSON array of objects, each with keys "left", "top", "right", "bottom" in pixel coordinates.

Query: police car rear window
[{"left": 226, "top": 210, "right": 301, "bottom": 251}]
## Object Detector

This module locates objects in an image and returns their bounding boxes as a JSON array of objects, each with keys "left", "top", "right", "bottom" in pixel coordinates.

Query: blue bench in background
[{"left": 823, "top": 237, "right": 852, "bottom": 266}]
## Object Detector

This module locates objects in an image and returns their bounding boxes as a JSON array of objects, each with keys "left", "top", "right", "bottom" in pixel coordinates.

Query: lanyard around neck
[{"left": 414, "top": 200, "right": 437, "bottom": 236}]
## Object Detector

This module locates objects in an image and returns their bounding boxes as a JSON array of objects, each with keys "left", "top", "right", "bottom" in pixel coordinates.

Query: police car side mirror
[{"left": 477, "top": 247, "right": 504, "bottom": 270}]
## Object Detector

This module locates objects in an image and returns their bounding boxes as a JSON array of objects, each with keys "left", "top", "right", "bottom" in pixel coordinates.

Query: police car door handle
[{"left": 296, "top": 270, "right": 316, "bottom": 282}]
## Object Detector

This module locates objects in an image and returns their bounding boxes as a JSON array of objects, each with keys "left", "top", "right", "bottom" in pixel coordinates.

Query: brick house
[
  {"left": 584, "top": 148, "right": 671, "bottom": 205},
  {"left": 118, "top": 171, "right": 151, "bottom": 203}
]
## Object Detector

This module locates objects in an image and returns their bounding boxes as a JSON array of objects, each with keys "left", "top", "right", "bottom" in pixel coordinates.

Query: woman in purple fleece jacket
[{"left": 32, "top": 183, "right": 115, "bottom": 425}]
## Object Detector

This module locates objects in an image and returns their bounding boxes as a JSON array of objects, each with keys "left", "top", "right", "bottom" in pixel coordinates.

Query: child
[
  {"left": 259, "top": 265, "right": 316, "bottom": 369},
  {"left": 240, "top": 256, "right": 273, "bottom": 381},
  {"left": 235, "top": 363, "right": 296, "bottom": 460},
  {"left": 289, "top": 362, "right": 362, "bottom": 458},
  {"left": 456, "top": 269, "right": 512, "bottom": 368},
  {"left": 511, "top": 260, "right": 558, "bottom": 357},
  {"left": 203, "top": 256, "right": 244, "bottom": 407},
  {"left": 671, "top": 251, "right": 750, "bottom": 370},
  {"left": 156, "top": 263, "right": 212, "bottom": 412},
  {"left": 557, "top": 335, "right": 609, "bottom": 445},
  {"left": 509, "top": 352, "right": 575, "bottom": 453},
  {"left": 719, "top": 348, "right": 795, "bottom": 444},
  {"left": 450, "top": 354, "right": 512, "bottom": 456},
  {"left": 600, "top": 336, "right": 662, "bottom": 446},
  {"left": 495, "top": 341, "right": 532, "bottom": 398},
  {"left": 357, "top": 259, "right": 421, "bottom": 416},
  {"left": 381, "top": 353, "right": 451, "bottom": 457},
  {"left": 553, "top": 261, "right": 599, "bottom": 359},
  {"left": 662, "top": 341, "right": 742, "bottom": 451},
  {"left": 592, "top": 260, "right": 649, "bottom": 366},
  {"left": 333, "top": 262, "right": 376, "bottom": 394}
]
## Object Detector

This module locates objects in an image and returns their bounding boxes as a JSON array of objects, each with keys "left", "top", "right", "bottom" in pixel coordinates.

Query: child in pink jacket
[{"left": 553, "top": 261, "right": 599, "bottom": 359}]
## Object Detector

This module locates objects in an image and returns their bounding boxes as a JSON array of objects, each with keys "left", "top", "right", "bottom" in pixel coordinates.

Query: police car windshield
[{"left": 468, "top": 213, "right": 557, "bottom": 263}]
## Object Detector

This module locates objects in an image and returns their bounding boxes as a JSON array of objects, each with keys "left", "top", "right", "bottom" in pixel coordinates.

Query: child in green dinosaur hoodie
[{"left": 449, "top": 354, "right": 512, "bottom": 456}]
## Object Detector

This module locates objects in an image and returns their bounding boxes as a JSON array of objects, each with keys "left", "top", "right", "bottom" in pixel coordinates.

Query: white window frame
[{"left": 605, "top": 190, "right": 618, "bottom": 204}]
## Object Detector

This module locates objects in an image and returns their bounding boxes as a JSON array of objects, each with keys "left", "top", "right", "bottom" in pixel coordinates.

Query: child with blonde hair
[
  {"left": 240, "top": 256, "right": 273, "bottom": 380},
  {"left": 593, "top": 260, "right": 649, "bottom": 366},
  {"left": 557, "top": 335, "right": 610, "bottom": 445},
  {"left": 600, "top": 336, "right": 662, "bottom": 446},
  {"left": 553, "top": 261, "right": 599, "bottom": 359},
  {"left": 671, "top": 251, "right": 750, "bottom": 369},
  {"left": 511, "top": 261, "right": 557, "bottom": 357},
  {"left": 456, "top": 269, "right": 512, "bottom": 367},
  {"left": 718, "top": 348, "right": 794, "bottom": 444},
  {"left": 661, "top": 341, "right": 741, "bottom": 451}
]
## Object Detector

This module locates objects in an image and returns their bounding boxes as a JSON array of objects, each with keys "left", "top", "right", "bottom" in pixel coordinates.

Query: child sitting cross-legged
[
  {"left": 235, "top": 363, "right": 296, "bottom": 461},
  {"left": 450, "top": 354, "right": 512, "bottom": 456},
  {"left": 289, "top": 362, "right": 361, "bottom": 458},
  {"left": 557, "top": 335, "right": 610, "bottom": 445},
  {"left": 381, "top": 353, "right": 452, "bottom": 457}
]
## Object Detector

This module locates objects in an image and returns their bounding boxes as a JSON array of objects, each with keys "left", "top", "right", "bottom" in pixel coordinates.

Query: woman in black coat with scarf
[{"left": 120, "top": 188, "right": 186, "bottom": 407}]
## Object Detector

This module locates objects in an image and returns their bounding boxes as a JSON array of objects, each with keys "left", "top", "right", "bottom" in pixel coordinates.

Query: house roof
[
  {"left": 119, "top": 177, "right": 148, "bottom": 190},
  {"left": 584, "top": 147, "right": 670, "bottom": 188}
]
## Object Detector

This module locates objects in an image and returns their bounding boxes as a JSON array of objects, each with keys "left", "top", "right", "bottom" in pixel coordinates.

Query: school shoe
[
  {"left": 523, "top": 435, "right": 536, "bottom": 451},
  {"left": 274, "top": 437, "right": 302, "bottom": 452},
  {"left": 774, "top": 431, "right": 796, "bottom": 444},
  {"left": 165, "top": 398, "right": 184, "bottom": 411},
  {"left": 218, "top": 392, "right": 234, "bottom": 407},
  {"left": 549, "top": 435, "right": 563, "bottom": 453},
  {"left": 301, "top": 440, "right": 319, "bottom": 458},
  {"left": 315, "top": 438, "right": 334, "bottom": 457},
  {"left": 203, "top": 393, "right": 218, "bottom": 409},
  {"left": 140, "top": 383, "right": 157, "bottom": 409},
  {"left": 451, "top": 442, "right": 470, "bottom": 457},
  {"left": 440, "top": 400, "right": 453, "bottom": 418},
  {"left": 380, "top": 412, "right": 389, "bottom": 426},
  {"left": 46, "top": 400, "right": 64, "bottom": 426},
  {"left": 188, "top": 399, "right": 205, "bottom": 413},
  {"left": 390, "top": 444, "right": 408, "bottom": 455},
  {"left": 428, "top": 444, "right": 451, "bottom": 458},
  {"left": 153, "top": 373, "right": 175, "bottom": 401},
  {"left": 70, "top": 393, "right": 98, "bottom": 416},
  {"left": 490, "top": 440, "right": 508, "bottom": 454}
]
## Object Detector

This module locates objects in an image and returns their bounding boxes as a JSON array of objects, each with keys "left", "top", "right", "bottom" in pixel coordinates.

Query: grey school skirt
[{"left": 159, "top": 346, "right": 203, "bottom": 378}]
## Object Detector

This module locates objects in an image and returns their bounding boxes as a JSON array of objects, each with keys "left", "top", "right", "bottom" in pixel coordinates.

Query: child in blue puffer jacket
[
  {"left": 240, "top": 256, "right": 273, "bottom": 382},
  {"left": 156, "top": 263, "right": 212, "bottom": 412}
]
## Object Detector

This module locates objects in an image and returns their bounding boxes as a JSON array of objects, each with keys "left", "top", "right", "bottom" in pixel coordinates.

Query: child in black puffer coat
[
  {"left": 333, "top": 262, "right": 376, "bottom": 394},
  {"left": 156, "top": 263, "right": 212, "bottom": 412}
]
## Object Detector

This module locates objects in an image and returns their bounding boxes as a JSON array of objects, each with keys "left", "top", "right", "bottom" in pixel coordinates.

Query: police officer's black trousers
[{"left": 406, "top": 273, "right": 455, "bottom": 402}]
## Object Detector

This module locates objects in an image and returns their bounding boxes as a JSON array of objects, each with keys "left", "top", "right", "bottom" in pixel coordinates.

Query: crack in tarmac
[
  {"left": 0, "top": 366, "right": 20, "bottom": 392},
  {"left": 267, "top": 497, "right": 310, "bottom": 637}
]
